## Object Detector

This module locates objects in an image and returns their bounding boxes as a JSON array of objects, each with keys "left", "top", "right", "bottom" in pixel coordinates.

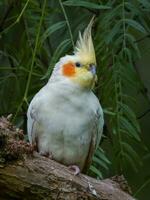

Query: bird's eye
[{"left": 75, "top": 62, "right": 81, "bottom": 67}]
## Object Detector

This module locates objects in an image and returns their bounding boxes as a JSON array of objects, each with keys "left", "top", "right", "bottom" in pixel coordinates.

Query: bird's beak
[{"left": 87, "top": 64, "right": 96, "bottom": 75}]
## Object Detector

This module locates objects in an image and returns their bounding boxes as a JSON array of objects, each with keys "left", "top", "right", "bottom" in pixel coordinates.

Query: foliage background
[{"left": 0, "top": 0, "right": 150, "bottom": 199}]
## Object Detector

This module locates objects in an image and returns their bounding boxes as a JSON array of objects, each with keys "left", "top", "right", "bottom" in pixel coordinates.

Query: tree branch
[{"left": 0, "top": 117, "right": 135, "bottom": 200}]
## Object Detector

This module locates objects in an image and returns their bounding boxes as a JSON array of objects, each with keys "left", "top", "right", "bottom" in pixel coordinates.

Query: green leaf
[
  {"left": 120, "top": 116, "right": 141, "bottom": 141},
  {"left": 119, "top": 102, "right": 141, "bottom": 132},
  {"left": 103, "top": 109, "right": 116, "bottom": 116},
  {"left": 121, "top": 152, "right": 139, "bottom": 172},
  {"left": 41, "top": 21, "right": 66, "bottom": 44},
  {"left": 105, "top": 21, "right": 121, "bottom": 44},
  {"left": 63, "top": 0, "right": 111, "bottom": 9},
  {"left": 102, "top": 3, "right": 122, "bottom": 23},
  {"left": 95, "top": 148, "right": 111, "bottom": 164},
  {"left": 90, "top": 165, "right": 103, "bottom": 179},
  {"left": 125, "top": 33, "right": 141, "bottom": 58},
  {"left": 125, "top": 2, "right": 141, "bottom": 15},
  {"left": 93, "top": 156, "right": 109, "bottom": 170},
  {"left": 124, "top": 19, "right": 147, "bottom": 33},
  {"left": 121, "top": 141, "right": 142, "bottom": 166}
]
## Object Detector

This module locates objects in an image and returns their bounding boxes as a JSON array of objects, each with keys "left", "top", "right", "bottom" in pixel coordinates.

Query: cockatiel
[{"left": 27, "top": 18, "right": 104, "bottom": 174}]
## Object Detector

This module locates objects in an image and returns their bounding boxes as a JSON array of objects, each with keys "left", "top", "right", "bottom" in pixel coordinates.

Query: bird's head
[{"left": 50, "top": 18, "right": 97, "bottom": 89}]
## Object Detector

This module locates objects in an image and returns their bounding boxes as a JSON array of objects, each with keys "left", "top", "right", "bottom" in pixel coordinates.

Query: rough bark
[{"left": 0, "top": 117, "right": 135, "bottom": 200}]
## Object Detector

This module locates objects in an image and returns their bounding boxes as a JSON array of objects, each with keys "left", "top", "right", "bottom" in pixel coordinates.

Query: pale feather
[{"left": 27, "top": 81, "right": 103, "bottom": 170}]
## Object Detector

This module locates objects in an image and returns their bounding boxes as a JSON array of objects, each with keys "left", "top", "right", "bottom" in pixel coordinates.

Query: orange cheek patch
[{"left": 62, "top": 62, "right": 76, "bottom": 77}]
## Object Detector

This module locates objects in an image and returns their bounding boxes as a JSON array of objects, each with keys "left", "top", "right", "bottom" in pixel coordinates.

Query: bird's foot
[{"left": 68, "top": 165, "right": 80, "bottom": 175}]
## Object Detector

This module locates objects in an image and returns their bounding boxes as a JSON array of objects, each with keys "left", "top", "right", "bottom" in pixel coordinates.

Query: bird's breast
[{"left": 33, "top": 84, "right": 101, "bottom": 169}]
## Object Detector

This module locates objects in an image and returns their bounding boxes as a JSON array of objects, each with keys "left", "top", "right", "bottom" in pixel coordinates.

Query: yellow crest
[{"left": 74, "top": 17, "right": 96, "bottom": 65}]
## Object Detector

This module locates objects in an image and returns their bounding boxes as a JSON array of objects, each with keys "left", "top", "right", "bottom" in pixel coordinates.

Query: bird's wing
[
  {"left": 27, "top": 87, "right": 46, "bottom": 146},
  {"left": 27, "top": 101, "right": 38, "bottom": 145},
  {"left": 83, "top": 105, "right": 104, "bottom": 173}
]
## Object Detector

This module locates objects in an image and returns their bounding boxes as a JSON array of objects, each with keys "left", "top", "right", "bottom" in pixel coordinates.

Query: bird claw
[{"left": 68, "top": 165, "right": 80, "bottom": 175}]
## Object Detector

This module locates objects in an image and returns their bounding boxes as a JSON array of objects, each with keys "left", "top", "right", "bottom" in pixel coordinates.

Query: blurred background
[{"left": 0, "top": 0, "right": 150, "bottom": 199}]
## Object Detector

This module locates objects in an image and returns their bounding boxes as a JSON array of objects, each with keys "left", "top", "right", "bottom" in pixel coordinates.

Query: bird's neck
[{"left": 47, "top": 78, "right": 92, "bottom": 97}]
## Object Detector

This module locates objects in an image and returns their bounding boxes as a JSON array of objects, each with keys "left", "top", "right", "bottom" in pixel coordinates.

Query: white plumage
[{"left": 27, "top": 19, "right": 104, "bottom": 172}]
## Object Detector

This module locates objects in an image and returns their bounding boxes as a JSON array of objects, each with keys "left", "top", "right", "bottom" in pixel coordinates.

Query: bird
[{"left": 27, "top": 18, "right": 104, "bottom": 175}]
